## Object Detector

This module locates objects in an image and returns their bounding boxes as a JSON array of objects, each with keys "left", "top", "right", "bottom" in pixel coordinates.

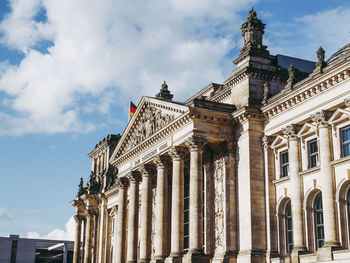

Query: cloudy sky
[{"left": 0, "top": 0, "right": 350, "bottom": 240}]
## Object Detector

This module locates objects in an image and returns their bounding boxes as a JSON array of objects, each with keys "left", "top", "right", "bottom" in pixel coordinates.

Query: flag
[{"left": 130, "top": 101, "right": 137, "bottom": 117}]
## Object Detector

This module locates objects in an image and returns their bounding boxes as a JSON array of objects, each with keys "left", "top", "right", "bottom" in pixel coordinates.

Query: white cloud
[
  {"left": 0, "top": 0, "right": 255, "bottom": 136},
  {"left": 0, "top": 1, "right": 349, "bottom": 136},
  {"left": 0, "top": 208, "right": 13, "bottom": 221},
  {"left": 267, "top": 7, "right": 350, "bottom": 61},
  {"left": 27, "top": 216, "right": 75, "bottom": 241}
]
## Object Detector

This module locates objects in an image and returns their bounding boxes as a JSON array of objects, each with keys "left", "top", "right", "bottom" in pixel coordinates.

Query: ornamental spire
[
  {"left": 156, "top": 81, "right": 173, "bottom": 101},
  {"left": 241, "top": 7, "right": 266, "bottom": 51}
]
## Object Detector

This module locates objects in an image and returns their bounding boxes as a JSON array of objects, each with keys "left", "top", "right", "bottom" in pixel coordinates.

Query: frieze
[{"left": 126, "top": 105, "right": 175, "bottom": 151}]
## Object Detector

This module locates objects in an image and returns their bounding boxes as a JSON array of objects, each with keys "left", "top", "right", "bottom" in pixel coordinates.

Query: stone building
[{"left": 71, "top": 8, "right": 350, "bottom": 263}]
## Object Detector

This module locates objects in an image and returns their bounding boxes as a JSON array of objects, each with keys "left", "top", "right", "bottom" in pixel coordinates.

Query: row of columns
[
  {"left": 113, "top": 136, "right": 207, "bottom": 263},
  {"left": 280, "top": 110, "right": 339, "bottom": 261}
]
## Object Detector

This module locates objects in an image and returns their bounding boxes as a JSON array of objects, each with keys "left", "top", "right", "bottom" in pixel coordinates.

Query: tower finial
[{"left": 156, "top": 80, "right": 173, "bottom": 101}]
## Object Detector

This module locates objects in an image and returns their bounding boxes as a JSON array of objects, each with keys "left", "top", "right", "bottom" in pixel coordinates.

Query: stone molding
[
  {"left": 185, "top": 136, "right": 207, "bottom": 152},
  {"left": 263, "top": 66, "right": 350, "bottom": 118}
]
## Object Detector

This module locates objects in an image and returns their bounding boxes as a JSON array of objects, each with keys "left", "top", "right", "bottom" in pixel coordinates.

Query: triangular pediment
[
  {"left": 297, "top": 123, "right": 317, "bottom": 138},
  {"left": 328, "top": 108, "right": 350, "bottom": 124},
  {"left": 270, "top": 135, "right": 287, "bottom": 149},
  {"left": 110, "top": 97, "right": 188, "bottom": 162}
]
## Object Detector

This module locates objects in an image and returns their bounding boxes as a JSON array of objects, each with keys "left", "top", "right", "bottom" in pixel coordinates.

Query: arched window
[
  {"left": 285, "top": 201, "right": 293, "bottom": 253},
  {"left": 314, "top": 192, "right": 324, "bottom": 249},
  {"left": 347, "top": 189, "right": 350, "bottom": 239}
]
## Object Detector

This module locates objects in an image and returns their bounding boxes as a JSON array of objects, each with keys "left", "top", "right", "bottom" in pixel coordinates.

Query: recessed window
[
  {"left": 308, "top": 139, "right": 319, "bottom": 168},
  {"left": 280, "top": 150, "right": 289, "bottom": 178},
  {"left": 285, "top": 201, "right": 293, "bottom": 253},
  {"left": 314, "top": 192, "right": 324, "bottom": 249},
  {"left": 342, "top": 126, "right": 350, "bottom": 157}
]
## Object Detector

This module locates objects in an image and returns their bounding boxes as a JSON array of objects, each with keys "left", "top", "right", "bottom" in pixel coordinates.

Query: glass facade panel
[
  {"left": 314, "top": 193, "right": 324, "bottom": 249},
  {"left": 342, "top": 126, "right": 350, "bottom": 157},
  {"left": 285, "top": 201, "right": 293, "bottom": 253},
  {"left": 280, "top": 150, "right": 289, "bottom": 178},
  {"left": 308, "top": 139, "right": 319, "bottom": 168}
]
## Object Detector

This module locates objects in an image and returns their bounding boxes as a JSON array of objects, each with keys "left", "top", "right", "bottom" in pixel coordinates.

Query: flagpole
[{"left": 128, "top": 100, "right": 130, "bottom": 123}]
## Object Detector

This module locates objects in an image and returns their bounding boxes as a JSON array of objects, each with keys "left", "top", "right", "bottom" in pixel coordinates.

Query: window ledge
[
  {"left": 300, "top": 166, "right": 320, "bottom": 177},
  {"left": 272, "top": 176, "right": 290, "bottom": 184},
  {"left": 330, "top": 155, "right": 350, "bottom": 166}
]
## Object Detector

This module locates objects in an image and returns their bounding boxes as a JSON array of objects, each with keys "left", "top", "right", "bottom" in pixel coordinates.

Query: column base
[
  {"left": 323, "top": 240, "right": 341, "bottom": 247},
  {"left": 237, "top": 249, "right": 266, "bottom": 263},
  {"left": 151, "top": 257, "right": 166, "bottom": 263},
  {"left": 138, "top": 259, "right": 151, "bottom": 263},
  {"left": 213, "top": 250, "right": 237, "bottom": 263},
  {"left": 128, "top": 261, "right": 138, "bottom": 263},
  {"left": 165, "top": 255, "right": 183, "bottom": 263},
  {"left": 290, "top": 247, "right": 307, "bottom": 263},
  {"left": 183, "top": 250, "right": 209, "bottom": 263}
]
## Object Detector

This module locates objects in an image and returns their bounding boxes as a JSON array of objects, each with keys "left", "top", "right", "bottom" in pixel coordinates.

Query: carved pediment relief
[{"left": 111, "top": 97, "right": 188, "bottom": 161}]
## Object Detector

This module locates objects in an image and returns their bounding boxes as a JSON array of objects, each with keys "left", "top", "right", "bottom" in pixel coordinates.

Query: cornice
[
  {"left": 232, "top": 106, "right": 263, "bottom": 123},
  {"left": 262, "top": 63, "right": 350, "bottom": 119}
]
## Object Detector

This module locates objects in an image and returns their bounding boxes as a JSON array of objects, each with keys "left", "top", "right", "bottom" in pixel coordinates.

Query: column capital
[
  {"left": 153, "top": 155, "right": 171, "bottom": 168},
  {"left": 168, "top": 146, "right": 186, "bottom": 161},
  {"left": 185, "top": 136, "right": 207, "bottom": 152},
  {"left": 138, "top": 163, "right": 155, "bottom": 177},
  {"left": 282, "top": 125, "right": 300, "bottom": 141},
  {"left": 127, "top": 171, "right": 141, "bottom": 183},
  {"left": 86, "top": 209, "right": 97, "bottom": 218},
  {"left": 262, "top": 135, "right": 273, "bottom": 151},
  {"left": 74, "top": 215, "right": 84, "bottom": 223},
  {"left": 115, "top": 177, "right": 130, "bottom": 189},
  {"left": 311, "top": 110, "right": 331, "bottom": 128}
]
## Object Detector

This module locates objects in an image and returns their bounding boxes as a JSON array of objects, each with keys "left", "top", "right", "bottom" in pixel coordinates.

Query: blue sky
[{"left": 0, "top": 0, "right": 350, "bottom": 239}]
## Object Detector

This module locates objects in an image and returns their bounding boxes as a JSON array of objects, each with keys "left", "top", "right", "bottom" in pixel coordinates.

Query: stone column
[
  {"left": 98, "top": 196, "right": 108, "bottom": 263},
  {"left": 73, "top": 215, "right": 83, "bottom": 263},
  {"left": 127, "top": 172, "right": 141, "bottom": 263},
  {"left": 262, "top": 136, "right": 278, "bottom": 261},
  {"left": 184, "top": 136, "right": 208, "bottom": 262},
  {"left": 282, "top": 125, "right": 306, "bottom": 261},
  {"left": 84, "top": 210, "right": 95, "bottom": 263},
  {"left": 153, "top": 156, "right": 170, "bottom": 262},
  {"left": 166, "top": 146, "right": 186, "bottom": 263},
  {"left": 70, "top": 199, "right": 86, "bottom": 263},
  {"left": 114, "top": 177, "right": 129, "bottom": 263},
  {"left": 139, "top": 164, "right": 154, "bottom": 263},
  {"left": 311, "top": 111, "right": 339, "bottom": 248}
]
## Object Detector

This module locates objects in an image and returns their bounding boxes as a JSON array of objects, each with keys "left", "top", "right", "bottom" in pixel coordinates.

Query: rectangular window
[
  {"left": 280, "top": 150, "right": 289, "bottom": 178},
  {"left": 308, "top": 139, "right": 319, "bottom": 168},
  {"left": 342, "top": 126, "right": 350, "bottom": 157}
]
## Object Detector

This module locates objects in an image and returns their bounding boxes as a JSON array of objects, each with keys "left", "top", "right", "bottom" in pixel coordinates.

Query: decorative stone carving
[
  {"left": 105, "top": 165, "right": 118, "bottom": 190},
  {"left": 286, "top": 64, "right": 296, "bottom": 89},
  {"left": 282, "top": 125, "right": 298, "bottom": 140},
  {"left": 241, "top": 7, "right": 265, "bottom": 51},
  {"left": 115, "top": 177, "right": 129, "bottom": 189},
  {"left": 185, "top": 136, "right": 207, "bottom": 152},
  {"left": 315, "top": 46, "right": 327, "bottom": 73},
  {"left": 156, "top": 81, "right": 173, "bottom": 101},
  {"left": 345, "top": 98, "right": 350, "bottom": 108},
  {"left": 262, "top": 82, "right": 270, "bottom": 106},
  {"left": 138, "top": 164, "right": 155, "bottom": 177},
  {"left": 311, "top": 110, "right": 330, "bottom": 128},
  {"left": 77, "top": 177, "right": 86, "bottom": 197},
  {"left": 153, "top": 155, "right": 170, "bottom": 168},
  {"left": 214, "top": 158, "right": 225, "bottom": 251},
  {"left": 168, "top": 146, "right": 186, "bottom": 161},
  {"left": 127, "top": 171, "right": 141, "bottom": 183},
  {"left": 127, "top": 106, "right": 175, "bottom": 150},
  {"left": 87, "top": 171, "right": 101, "bottom": 194},
  {"left": 262, "top": 135, "right": 273, "bottom": 151}
]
